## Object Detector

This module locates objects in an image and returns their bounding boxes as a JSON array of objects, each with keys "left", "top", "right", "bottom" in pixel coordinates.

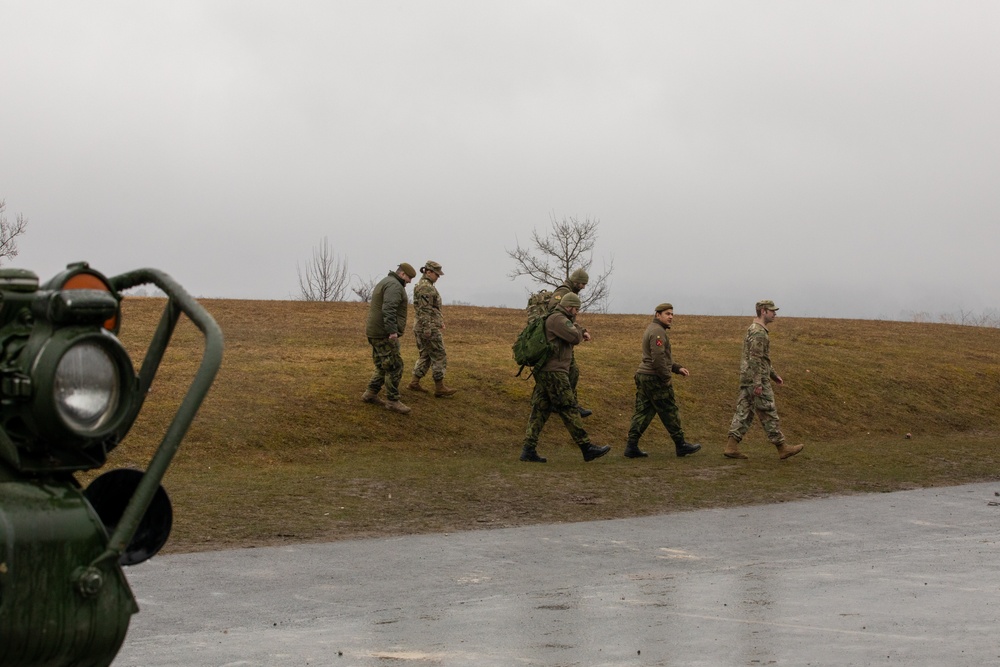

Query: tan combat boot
[
  {"left": 385, "top": 399, "right": 412, "bottom": 415},
  {"left": 408, "top": 376, "right": 428, "bottom": 392},
  {"left": 434, "top": 379, "right": 457, "bottom": 397},
  {"left": 360, "top": 389, "right": 386, "bottom": 406},
  {"left": 723, "top": 436, "right": 749, "bottom": 459},
  {"left": 776, "top": 442, "right": 804, "bottom": 459}
]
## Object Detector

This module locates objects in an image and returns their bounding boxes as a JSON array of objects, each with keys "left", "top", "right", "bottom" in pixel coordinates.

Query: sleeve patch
[{"left": 655, "top": 337, "right": 663, "bottom": 347}]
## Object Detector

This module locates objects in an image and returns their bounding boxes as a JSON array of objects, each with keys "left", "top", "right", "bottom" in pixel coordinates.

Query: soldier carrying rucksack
[
  {"left": 545, "top": 268, "right": 593, "bottom": 418},
  {"left": 518, "top": 292, "right": 610, "bottom": 464}
]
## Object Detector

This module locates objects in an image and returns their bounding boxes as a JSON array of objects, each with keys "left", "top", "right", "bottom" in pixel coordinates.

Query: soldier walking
[
  {"left": 548, "top": 268, "right": 593, "bottom": 418},
  {"left": 519, "top": 293, "right": 611, "bottom": 463},
  {"left": 723, "top": 299, "right": 804, "bottom": 460},
  {"left": 625, "top": 303, "right": 702, "bottom": 458},
  {"left": 361, "top": 262, "right": 416, "bottom": 414},
  {"left": 408, "top": 260, "right": 457, "bottom": 397}
]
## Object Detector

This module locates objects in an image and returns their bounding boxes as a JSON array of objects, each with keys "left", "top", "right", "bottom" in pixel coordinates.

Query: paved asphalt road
[{"left": 115, "top": 482, "right": 1000, "bottom": 666}]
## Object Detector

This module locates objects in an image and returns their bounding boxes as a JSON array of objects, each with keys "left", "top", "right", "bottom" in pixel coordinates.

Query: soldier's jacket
[
  {"left": 636, "top": 319, "right": 682, "bottom": 381},
  {"left": 738, "top": 322, "right": 780, "bottom": 387},
  {"left": 365, "top": 272, "right": 408, "bottom": 338},
  {"left": 540, "top": 306, "right": 584, "bottom": 373},
  {"left": 546, "top": 281, "right": 588, "bottom": 334},
  {"left": 412, "top": 276, "right": 443, "bottom": 334}
]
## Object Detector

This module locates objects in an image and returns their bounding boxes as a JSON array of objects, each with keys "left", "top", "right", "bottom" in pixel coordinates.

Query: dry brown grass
[{"left": 104, "top": 299, "right": 1000, "bottom": 553}]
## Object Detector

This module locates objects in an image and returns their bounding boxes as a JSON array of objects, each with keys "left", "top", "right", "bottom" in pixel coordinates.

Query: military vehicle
[{"left": 0, "top": 262, "right": 223, "bottom": 666}]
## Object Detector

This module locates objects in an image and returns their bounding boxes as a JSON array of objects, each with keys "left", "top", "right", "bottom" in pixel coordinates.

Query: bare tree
[
  {"left": 506, "top": 214, "right": 614, "bottom": 312},
  {"left": 297, "top": 237, "right": 349, "bottom": 302},
  {"left": 0, "top": 199, "right": 28, "bottom": 266},
  {"left": 351, "top": 274, "right": 378, "bottom": 303}
]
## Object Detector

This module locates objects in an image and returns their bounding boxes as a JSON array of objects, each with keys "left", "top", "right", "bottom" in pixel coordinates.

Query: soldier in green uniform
[
  {"left": 519, "top": 293, "right": 611, "bottom": 463},
  {"left": 625, "top": 303, "right": 702, "bottom": 458},
  {"left": 724, "top": 299, "right": 804, "bottom": 460},
  {"left": 361, "top": 262, "right": 416, "bottom": 414},
  {"left": 548, "top": 267, "right": 593, "bottom": 418},
  {"left": 408, "top": 260, "right": 457, "bottom": 397}
]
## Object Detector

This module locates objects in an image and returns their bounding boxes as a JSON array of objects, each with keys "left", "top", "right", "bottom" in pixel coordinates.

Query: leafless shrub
[
  {"left": 351, "top": 274, "right": 378, "bottom": 303},
  {"left": 297, "top": 237, "right": 349, "bottom": 302},
  {"left": 906, "top": 310, "right": 1000, "bottom": 328},
  {"left": 0, "top": 199, "right": 28, "bottom": 266}
]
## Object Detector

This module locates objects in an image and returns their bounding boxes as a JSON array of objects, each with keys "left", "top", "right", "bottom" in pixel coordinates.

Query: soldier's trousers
[
  {"left": 367, "top": 337, "right": 404, "bottom": 401},
  {"left": 627, "top": 373, "right": 685, "bottom": 446},
  {"left": 412, "top": 330, "right": 447, "bottom": 381},
  {"left": 727, "top": 383, "right": 785, "bottom": 445},
  {"left": 522, "top": 370, "right": 590, "bottom": 450},
  {"left": 568, "top": 356, "right": 580, "bottom": 403}
]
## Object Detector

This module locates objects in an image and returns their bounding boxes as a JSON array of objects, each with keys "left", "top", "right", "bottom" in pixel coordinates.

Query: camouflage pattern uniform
[
  {"left": 727, "top": 322, "right": 785, "bottom": 445},
  {"left": 524, "top": 289, "right": 553, "bottom": 326},
  {"left": 628, "top": 318, "right": 687, "bottom": 447},
  {"left": 365, "top": 271, "right": 409, "bottom": 401},
  {"left": 412, "top": 272, "right": 447, "bottom": 382},
  {"left": 521, "top": 305, "right": 593, "bottom": 454}
]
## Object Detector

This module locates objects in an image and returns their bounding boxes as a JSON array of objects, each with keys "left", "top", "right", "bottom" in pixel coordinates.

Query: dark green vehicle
[{"left": 0, "top": 263, "right": 223, "bottom": 666}]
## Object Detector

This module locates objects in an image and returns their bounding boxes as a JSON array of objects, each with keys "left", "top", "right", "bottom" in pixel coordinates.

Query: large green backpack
[{"left": 512, "top": 311, "right": 555, "bottom": 377}]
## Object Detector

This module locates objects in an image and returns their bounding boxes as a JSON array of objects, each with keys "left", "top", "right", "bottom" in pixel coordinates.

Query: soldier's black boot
[
  {"left": 675, "top": 442, "right": 702, "bottom": 457},
  {"left": 520, "top": 446, "right": 547, "bottom": 463},
  {"left": 623, "top": 440, "right": 648, "bottom": 458},
  {"left": 577, "top": 405, "right": 593, "bottom": 418},
  {"left": 581, "top": 443, "right": 611, "bottom": 462}
]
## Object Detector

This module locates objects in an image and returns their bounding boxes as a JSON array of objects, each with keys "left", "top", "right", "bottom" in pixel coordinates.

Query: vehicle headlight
[
  {"left": 55, "top": 340, "right": 121, "bottom": 433},
  {"left": 22, "top": 329, "right": 136, "bottom": 450},
  {"left": 0, "top": 266, "right": 146, "bottom": 474}
]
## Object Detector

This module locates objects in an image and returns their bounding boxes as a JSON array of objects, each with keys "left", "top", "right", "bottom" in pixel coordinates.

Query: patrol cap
[
  {"left": 560, "top": 293, "right": 582, "bottom": 309},
  {"left": 421, "top": 260, "right": 444, "bottom": 275},
  {"left": 655, "top": 302, "right": 674, "bottom": 313},
  {"left": 398, "top": 262, "right": 417, "bottom": 278},
  {"left": 756, "top": 299, "right": 779, "bottom": 311},
  {"left": 569, "top": 268, "right": 589, "bottom": 284}
]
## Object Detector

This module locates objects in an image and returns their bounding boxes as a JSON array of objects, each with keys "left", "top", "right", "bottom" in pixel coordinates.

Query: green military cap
[
  {"left": 560, "top": 293, "right": 582, "bottom": 308},
  {"left": 398, "top": 262, "right": 417, "bottom": 278},
  {"left": 655, "top": 302, "right": 674, "bottom": 313},
  {"left": 569, "top": 268, "right": 589, "bottom": 284},
  {"left": 756, "top": 299, "right": 779, "bottom": 311},
  {"left": 421, "top": 260, "right": 444, "bottom": 275}
]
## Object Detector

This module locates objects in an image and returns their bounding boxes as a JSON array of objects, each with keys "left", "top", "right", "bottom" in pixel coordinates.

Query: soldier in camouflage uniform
[
  {"left": 408, "top": 260, "right": 457, "bottom": 397},
  {"left": 519, "top": 293, "right": 611, "bottom": 463},
  {"left": 724, "top": 300, "right": 804, "bottom": 460},
  {"left": 547, "top": 268, "right": 593, "bottom": 418},
  {"left": 361, "top": 263, "right": 416, "bottom": 414},
  {"left": 625, "top": 303, "right": 702, "bottom": 459}
]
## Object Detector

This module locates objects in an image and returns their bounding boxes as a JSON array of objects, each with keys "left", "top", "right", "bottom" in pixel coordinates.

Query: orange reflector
[{"left": 62, "top": 274, "right": 119, "bottom": 331}]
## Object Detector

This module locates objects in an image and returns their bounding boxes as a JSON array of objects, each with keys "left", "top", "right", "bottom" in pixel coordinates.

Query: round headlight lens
[{"left": 54, "top": 341, "right": 120, "bottom": 433}]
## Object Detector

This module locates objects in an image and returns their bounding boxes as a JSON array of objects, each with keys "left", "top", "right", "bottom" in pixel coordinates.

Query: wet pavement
[{"left": 115, "top": 482, "right": 1000, "bottom": 666}]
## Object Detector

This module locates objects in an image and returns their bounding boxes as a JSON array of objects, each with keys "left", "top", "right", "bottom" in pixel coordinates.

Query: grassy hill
[{"left": 106, "top": 299, "right": 1000, "bottom": 553}]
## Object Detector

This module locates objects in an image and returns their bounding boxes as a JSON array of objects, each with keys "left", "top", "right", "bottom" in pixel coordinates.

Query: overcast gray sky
[{"left": 2, "top": 1, "right": 998, "bottom": 318}]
